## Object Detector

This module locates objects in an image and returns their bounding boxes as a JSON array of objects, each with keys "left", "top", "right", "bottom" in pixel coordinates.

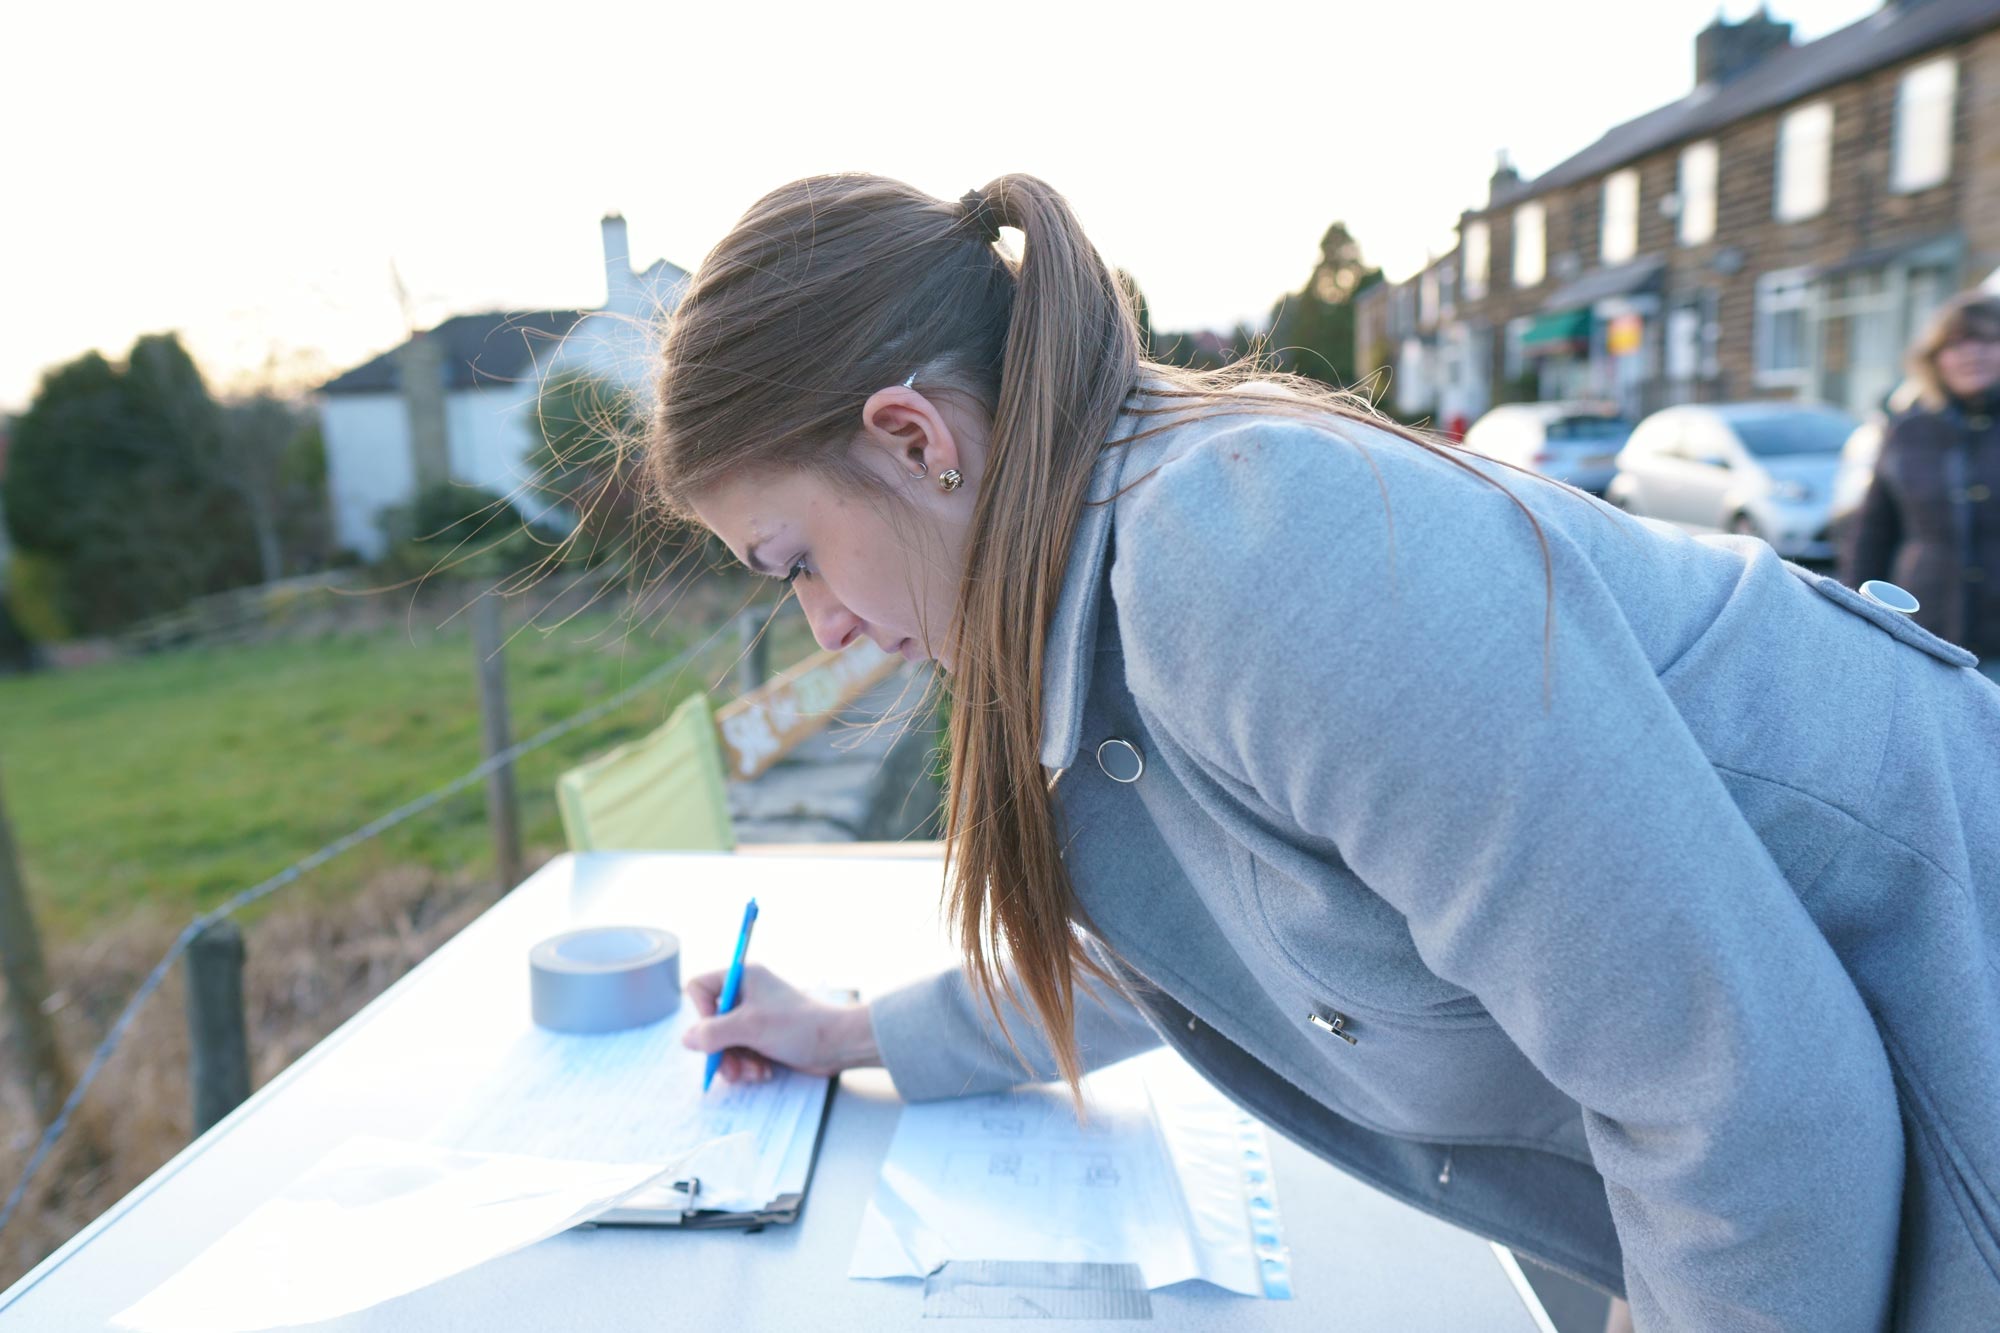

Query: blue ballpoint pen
[{"left": 703, "top": 898, "right": 759, "bottom": 1092}]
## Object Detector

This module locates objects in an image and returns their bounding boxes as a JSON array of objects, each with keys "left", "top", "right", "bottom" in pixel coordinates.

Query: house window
[
  {"left": 1503, "top": 315, "right": 1532, "bottom": 382},
  {"left": 1678, "top": 140, "right": 1718, "bottom": 246},
  {"left": 1462, "top": 221, "right": 1489, "bottom": 301},
  {"left": 1775, "top": 101, "right": 1832, "bottom": 221},
  {"left": 1754, "top": 269, "right": 1815, "bottom": 386},
  {"left": 1513, "top": 202, "right": 1545, "bottom": 287},
  {"left": 1665, "top": 291, "right": 1719, "bottom": 385},
  {"left": 1601, "top": 169, "right": 1639, "bottom": 264},
  {"left": 1892, "top": 56, "right": 1956, "bottom": 193}
]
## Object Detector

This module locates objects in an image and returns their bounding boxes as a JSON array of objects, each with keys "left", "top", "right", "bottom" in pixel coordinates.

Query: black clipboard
[{"left": 649, "top": 1072, "right": 840, "bottom": 1231}]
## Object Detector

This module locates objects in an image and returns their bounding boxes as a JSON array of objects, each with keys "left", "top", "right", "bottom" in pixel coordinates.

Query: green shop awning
[{"left": 1521, "top": 309, "right": 1591, "bottom": 351}]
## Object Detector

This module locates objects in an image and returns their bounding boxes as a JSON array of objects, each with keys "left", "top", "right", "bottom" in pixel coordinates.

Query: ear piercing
[{"left": 908, "top": 459, "right": 964, "bottom": 491}]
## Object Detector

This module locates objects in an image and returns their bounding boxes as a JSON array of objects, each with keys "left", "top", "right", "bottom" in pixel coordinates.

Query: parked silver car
[
  {"left": 1462, "top": 401, "right": 1633, "bottom": 494},
  {"left": 1606, "top": 402, "right": 1857, "bottom": 561}
]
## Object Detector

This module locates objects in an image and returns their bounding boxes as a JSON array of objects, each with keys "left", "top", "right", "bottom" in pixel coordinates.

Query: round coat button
[
  {"left": 1096, "top": 738, "right": 1145, "bottom": 783},
  {"left": 1859, "top": 580, "right": 1921, "bottom": 614}
]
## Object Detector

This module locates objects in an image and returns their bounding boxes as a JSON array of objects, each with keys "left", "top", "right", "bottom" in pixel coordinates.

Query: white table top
[{"left": 0, "top": 851, "right": 1551, "bottom": 1331}]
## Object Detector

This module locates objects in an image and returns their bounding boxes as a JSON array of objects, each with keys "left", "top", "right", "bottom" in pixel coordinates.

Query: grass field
[{"left": 0, "top": 584, "right": 811, "bottom": 940}]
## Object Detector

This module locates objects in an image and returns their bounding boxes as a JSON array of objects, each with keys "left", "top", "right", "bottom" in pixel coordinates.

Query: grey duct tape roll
[{"left": 529, "top": 925, "right": 681, "bottom": 1033}]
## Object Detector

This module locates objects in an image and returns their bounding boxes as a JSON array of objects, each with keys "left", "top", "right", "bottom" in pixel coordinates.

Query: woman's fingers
[
  {"left": 717, "top": 1049, "right": 774, "bottom": 1085},
  {"left": 685, "top": 969, "right": 728, "bottom": 1017},
  {"left": 681, "top": 964, "right": 811, "bottom": 1073}
]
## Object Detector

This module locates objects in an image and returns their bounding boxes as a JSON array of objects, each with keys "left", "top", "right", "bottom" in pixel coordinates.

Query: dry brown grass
[{"left": 0, "top": 853, "right": 547, "bottom": 1290}]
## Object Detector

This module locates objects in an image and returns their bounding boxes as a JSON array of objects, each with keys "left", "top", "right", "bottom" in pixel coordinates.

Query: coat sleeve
[
  {"left": 869, "top": 960, "right": 1162, "bottom": 1102},
  {"left": 1111, "top": 418, "right": 1904, "bottom": 1332},
  {"left": 1841, "top": 427, "right": 1904, "bottom": 587}
]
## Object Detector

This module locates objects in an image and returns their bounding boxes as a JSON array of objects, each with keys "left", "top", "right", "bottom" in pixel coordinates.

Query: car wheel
[{"left": 1729, "top": 512, "right": 1762, "bottom": 540}]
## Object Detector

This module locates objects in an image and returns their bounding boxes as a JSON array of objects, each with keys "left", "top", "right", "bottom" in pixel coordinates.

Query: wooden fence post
[
  {"left": 0, "top": 763, "right": 70, "bottom": 1129},
  {"left": 185, "top": 918, "right": 250, "bottom": 1135},
  {"left": 471, "top": 593, "right": 523, "bottom": 895},
  {"left": 735, "top": 608, "right": 770, "bottom": 698}
]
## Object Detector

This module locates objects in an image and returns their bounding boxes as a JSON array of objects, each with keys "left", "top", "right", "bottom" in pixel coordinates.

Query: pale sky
[{"left": 2, "top": 0, "right": 1882, "bottom": 413}]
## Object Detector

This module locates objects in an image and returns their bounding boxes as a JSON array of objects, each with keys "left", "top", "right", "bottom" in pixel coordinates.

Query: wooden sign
[{"left": 714, "top": 640, "right": 903, "bottom": 781}]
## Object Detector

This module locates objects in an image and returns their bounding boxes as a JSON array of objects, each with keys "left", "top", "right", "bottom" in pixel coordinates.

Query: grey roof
[
  {"left": 318, "top": 308, "right": 586, "bottom": 396},
  {"left": 1489, "top": 0, "right": 2000, "bottom": 212},
  {"left": 1542, "top": 254, "right": 1667, "bottom": 311}
]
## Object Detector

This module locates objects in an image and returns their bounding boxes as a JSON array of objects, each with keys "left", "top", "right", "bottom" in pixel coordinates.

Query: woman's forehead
[{"left": 691, "top": 471, "right": 816, "bottom": 555}]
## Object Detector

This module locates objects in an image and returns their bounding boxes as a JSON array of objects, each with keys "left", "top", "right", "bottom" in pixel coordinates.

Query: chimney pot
[
  {"left": 1695, "top": 7, "right": 1792, "bottom": 86},
  {"left": 601, "top": 213, "right": 632, "bottom": 309}
]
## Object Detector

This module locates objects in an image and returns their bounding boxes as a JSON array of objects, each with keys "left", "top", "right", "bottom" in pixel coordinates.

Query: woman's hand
[{"left": 680, "top": 963, "right": 881, "bottom": 1084}]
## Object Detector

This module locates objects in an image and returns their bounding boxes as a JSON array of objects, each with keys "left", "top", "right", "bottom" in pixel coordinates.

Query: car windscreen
[
  {"left": 1544, "top": 416, "right": 1632, "bottom": 442},
  {"left": 1730, "top": 412, "right": 1853, "bottom": 457}
]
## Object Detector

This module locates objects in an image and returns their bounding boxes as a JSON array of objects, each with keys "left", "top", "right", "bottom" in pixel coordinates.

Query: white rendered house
[{"left": 316, "top": 215, "right": 686, "bottom": 559}]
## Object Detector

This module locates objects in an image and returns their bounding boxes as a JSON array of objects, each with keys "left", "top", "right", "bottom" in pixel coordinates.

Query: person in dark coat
[{"left": 1843, "top": 290, "right": 2000, "bottom": 678}]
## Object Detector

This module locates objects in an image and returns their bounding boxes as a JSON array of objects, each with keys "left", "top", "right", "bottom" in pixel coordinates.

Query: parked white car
[
  {"left": 1606, "top": 403, "right": 1858, "bottom": 561},
  {"left": 1828, "top": 416, "right": 1887, "bottom": 542},
  {"left": 1462, "top": 401, "right": 1633, "bottom": 495}
]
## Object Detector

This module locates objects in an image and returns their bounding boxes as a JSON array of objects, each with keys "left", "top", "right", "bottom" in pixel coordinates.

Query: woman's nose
[{"left": 794, "top": 580, "right": 861, "bottom": 653}]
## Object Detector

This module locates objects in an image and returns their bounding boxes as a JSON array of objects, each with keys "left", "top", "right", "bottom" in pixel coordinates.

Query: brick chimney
[
  {"left": 601, "top": 212, "right": 631, "bottom": 309},
  {"left": 1695, "top": 6, "right": 1793, "bottom": 86}
]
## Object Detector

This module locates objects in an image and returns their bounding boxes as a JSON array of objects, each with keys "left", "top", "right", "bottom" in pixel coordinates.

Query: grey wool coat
[{"left": 868, "top": 389, "right": 2000, "bottom": 1331}]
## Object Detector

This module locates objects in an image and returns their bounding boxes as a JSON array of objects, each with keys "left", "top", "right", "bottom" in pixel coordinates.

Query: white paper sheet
[
  {"left": 849, "top": 1050, "right": 1289, "bottom": 1298},
  {"left": 108, "top": 1136, "right": 702, "bottom": 1333},
  {"left": 422, "top": 999, "right": 828, "bottom": 1212}
]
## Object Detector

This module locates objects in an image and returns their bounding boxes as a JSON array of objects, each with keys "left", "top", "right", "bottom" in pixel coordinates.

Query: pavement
[{"left": 728, "top": 666, "right": 943, "bottom": 846}]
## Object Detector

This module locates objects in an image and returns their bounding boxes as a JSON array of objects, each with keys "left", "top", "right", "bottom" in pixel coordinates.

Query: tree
[
  {"left": 1266, "top": 222, "right": 1382, "bottom": 389},
  {"left": 1115, "top": 268, "right": 1155, "bottom": 352},
  {"left": 524, "top": 371, "right": 647, "bottom": 564},
  {"left": 4, "top": 334, "right": 262, "bottom": 634},
  {"left": 216, "top": 393, "right": 328, "bottom": 582}
]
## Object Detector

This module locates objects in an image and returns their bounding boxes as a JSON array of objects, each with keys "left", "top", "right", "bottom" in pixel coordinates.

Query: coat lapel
[{"left": 1038, "top": 393, "right": 1150, "bottom": 771}]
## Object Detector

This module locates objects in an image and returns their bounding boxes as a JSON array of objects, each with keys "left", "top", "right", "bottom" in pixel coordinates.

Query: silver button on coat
[
  {"left": 1095, "top": 738, "right": 1145, "bottom": 783},
  {"left": 1859, "top": 579, "right": 1920, "bottom": 614}
]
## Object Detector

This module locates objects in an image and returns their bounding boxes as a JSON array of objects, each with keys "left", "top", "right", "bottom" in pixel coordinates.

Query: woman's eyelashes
[{"left": 782, "top": 558, "right": 810, "bottom": 586}]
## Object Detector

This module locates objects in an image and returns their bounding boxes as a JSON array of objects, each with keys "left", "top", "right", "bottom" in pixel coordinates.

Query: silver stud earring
[
  {"left": 910, "top": 460, "right": 927, "bottom": 479},
  {"left": 938, "top": 468, "right": 964, "bottom": 492}
]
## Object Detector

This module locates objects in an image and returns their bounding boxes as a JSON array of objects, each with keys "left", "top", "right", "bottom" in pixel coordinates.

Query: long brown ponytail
[{"left": 941, "top": 176, "right": 1142, "bottom": 1094}]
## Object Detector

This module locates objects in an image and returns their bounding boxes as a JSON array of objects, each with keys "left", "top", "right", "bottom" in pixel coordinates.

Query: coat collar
[{"left": 1038, "top": 389, "right": 1152, "bottom": 771}]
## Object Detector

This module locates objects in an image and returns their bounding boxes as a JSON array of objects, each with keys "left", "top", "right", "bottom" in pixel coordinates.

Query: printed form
[
  {"left": 849, "top": 1049, "right": 1292, "bottom": 1298},
  {"left": 422, "top": 1000, "right": 829, "bottom": 1212}
]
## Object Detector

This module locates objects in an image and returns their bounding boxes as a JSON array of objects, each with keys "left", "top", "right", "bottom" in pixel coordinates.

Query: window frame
[
  {"left": 1678, "top": 140, "right": 1718, "bottom": 246},
  {"left": 1600, "top": 169, "right": 1640, "bottom": 265},
  {"left": 1891, "top": 56, "right": 1956, "bottom": 194},
  {"left": 1462, "top": 220, "right": 1490, "bottom": 302},
  {"left": 1774, "top": 100, "right": 1833, "bottom": 223},
  {"left": 1753, "top": 268, "right": 1816, "bottom": 388},
  {"left": 1513, "top": 201, "right": 1546, "bottom": 288}
]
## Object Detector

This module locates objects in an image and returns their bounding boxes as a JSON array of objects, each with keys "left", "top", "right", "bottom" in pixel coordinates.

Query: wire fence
[{"left": 0, "top": 634, "right": 713, "bottom": 1241}]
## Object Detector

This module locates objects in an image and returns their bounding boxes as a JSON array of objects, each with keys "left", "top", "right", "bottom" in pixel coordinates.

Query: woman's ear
[{"left": 858, "top": 385, "right": 962, "bottom": 482}]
